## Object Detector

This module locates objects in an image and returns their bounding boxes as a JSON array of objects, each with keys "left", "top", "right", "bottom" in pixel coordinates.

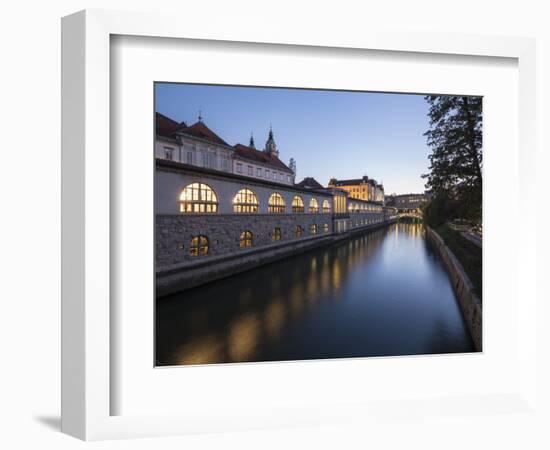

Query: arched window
[
  {"left": 292, "top": 196, "right": 305, "bottom": 213},
  {"left": 239, "top": 230, "right": 253, "bottom": 248},
  {"left": 323, "top": 223, "right": 329, "bottom": 233},
  {"left": 179, "top": 183, "right": 218, "bottom": 213},
  {"left": 309, "top": 198, "right": 319, "bottom": 213},
  {"left": 268, "top": 193, "right": 286, "bottom": 213},
  {"left": 190, "top": 235, "right": 209, "bottom": 256},
  {"left": 310, "top": 224, "right": 317, "bottom": 235},
  {"left": 322, "top": 199, "right": 330, "bottom": 214},
  {"left": 272, "top": 227, "right": 282, "bottom": 241},
  {"left": 295, "top": 225, "right": 303, "bottom": 238},
  {"left": 233, "top": 188, "right": 259, "bottom": 213}
]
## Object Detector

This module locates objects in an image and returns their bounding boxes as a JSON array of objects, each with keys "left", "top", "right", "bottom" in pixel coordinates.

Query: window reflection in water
[
  {"left": 156, "top": 223, "right": 473, "bottom": 366},
  {"left": 158, "top": 226, "right": 388, "bottom": 365}
]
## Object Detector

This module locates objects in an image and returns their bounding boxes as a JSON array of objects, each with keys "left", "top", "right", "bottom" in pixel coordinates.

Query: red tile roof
[
  {"left": 233, "top": 144, "right": 292, "bottom": 172},
  {"left": 176, "top": 121, "right": 229, "bottom": 146},
  {"left": 296, "top": 177, "right": 324, "bottom": 189},
  {"left": 156, "top": 112, "right": 183, "bottom": 138}
]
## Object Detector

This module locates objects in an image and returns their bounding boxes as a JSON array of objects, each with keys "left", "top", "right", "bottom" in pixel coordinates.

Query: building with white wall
[{"left": 155, "top": 112, "right": 295, "bottom": 185}]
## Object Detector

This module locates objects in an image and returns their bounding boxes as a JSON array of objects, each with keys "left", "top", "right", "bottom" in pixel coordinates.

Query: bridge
[{"left": 396, "top": 209, "right": 423, "bottom": 220}]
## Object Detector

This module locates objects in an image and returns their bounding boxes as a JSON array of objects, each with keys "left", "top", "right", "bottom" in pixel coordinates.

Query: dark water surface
[{"left": 156, "top": 223, "right": 475, "bottom": 366}]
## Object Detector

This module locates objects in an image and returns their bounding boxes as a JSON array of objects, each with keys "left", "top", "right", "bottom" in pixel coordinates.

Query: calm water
[{"left": 156, "top": 223, "right": 475, "bottom": 366}]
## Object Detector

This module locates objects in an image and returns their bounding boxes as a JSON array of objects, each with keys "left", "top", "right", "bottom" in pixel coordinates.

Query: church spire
[
  {"left": 249, "top": 132, "right": 255, "bottom": 148},
  {"left": 264, "top": 124, "right": 279, "bottom": 157}
]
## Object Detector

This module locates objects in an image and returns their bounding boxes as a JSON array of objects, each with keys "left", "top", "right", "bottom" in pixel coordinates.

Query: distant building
[
  {"left": 385, "top": 193, "right": 430, "bottom": 211},
  {"left": 155, "top": 112, "right": 295, "bottom": 185},
  {"left": 328, "top": 176, "right": 385, "bottom": 204}
]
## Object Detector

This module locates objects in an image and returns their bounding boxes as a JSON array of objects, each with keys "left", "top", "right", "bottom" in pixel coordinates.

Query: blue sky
[{"left": 155, "top": 83, "right": 432, "bottom": 194}]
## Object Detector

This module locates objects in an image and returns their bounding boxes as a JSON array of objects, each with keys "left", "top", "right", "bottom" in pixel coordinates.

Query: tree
[{"left": 423, "top": 95, "right": 482, "bottom": 223}]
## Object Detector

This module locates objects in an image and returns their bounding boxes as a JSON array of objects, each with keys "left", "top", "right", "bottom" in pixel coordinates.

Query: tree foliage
[{"left": 423, "top": 95, "right": 482, "bottom": 224}]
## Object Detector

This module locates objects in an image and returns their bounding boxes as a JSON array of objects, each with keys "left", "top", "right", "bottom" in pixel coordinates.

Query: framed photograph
[{"left": 61, "top": 9, "right": 537, "bottom": 440}]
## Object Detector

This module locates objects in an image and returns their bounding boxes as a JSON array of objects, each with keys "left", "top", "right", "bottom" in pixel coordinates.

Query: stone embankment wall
[
  {"left": 156, "top": 217, "right": 394, "bottom": 297},
  {"left": 156, "top": 213, "right": 333, "bottom": 267},
  {"left": 426, "top": 227, "right": 482, "bottom": 351}
]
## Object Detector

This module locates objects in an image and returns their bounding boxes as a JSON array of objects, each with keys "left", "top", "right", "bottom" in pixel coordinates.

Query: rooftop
[
  {"left": 156, "top": 112, "right": 183, "bottom": 138},
  {"left": 175, "top": 120, "right": 230, "bottom": 147},
  {"left": 234, "top": 144, "right": 292, "bottom": 172},
  {"left": 296, "top": 177, "right": 325, "bottom": 190}
]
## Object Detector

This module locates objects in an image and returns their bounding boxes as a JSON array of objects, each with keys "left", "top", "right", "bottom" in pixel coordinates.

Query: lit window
[
  {"left": 239, "top": 230, "right": 253, "bottom": 248},
  {"left": 292, "top": 196, "right": 305, "bottom": 213},
  {"left": 322, "top": 199, "right": 330, "bottom": 214},
  {"left": 323, "top": 223, "right": 329, "bottom": 233},
  {"left": 295, "top": 225, "right": 303, "bottom": 238},
  {"left": 179, "top": 183, "right": 218, "bottom": 213},
  {"left": 309, "top": 198, "right": 319, "bottom": 213},
  {"left": 310, "top": 224, "right": 317, "bottom": 235},
  {"left": 233, "top": 188, "right": 259, "bottom": 213},
  {"left": 272, "top": 227, "right": 282, "bottom": 241},
  {"left": 268, "top": 192, "right": 286, "bottom": 213},
  {"left": 190, "top": 235, "right": 208, "bottom": 257}
]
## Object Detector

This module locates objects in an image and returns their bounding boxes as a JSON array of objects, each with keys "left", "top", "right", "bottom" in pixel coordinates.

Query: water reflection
[{"left": 156, "top": 223, "right": 475, "bottom": 366}]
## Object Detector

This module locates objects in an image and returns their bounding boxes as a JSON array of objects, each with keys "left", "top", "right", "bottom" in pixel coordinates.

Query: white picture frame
[{"left": 61, "top": 9, "right": 538, "bottom": 441}]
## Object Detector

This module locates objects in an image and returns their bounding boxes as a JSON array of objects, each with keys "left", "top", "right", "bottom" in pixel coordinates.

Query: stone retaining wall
[
  {"left": 156, "top": 213, "right": 333, "bottom": 267},
  {"left": 156, "top": 233, "right": 334, "bottom": 297},
  {"left": 426, "top": 227, "right": 482, "bottom": 351},
  {"left": 156, "top": 217, "right": 394, "bottom": 297}
]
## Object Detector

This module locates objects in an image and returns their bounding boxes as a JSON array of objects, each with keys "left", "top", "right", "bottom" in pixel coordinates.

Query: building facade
[
  {"left": 155, "top": 112, "right": 295, "bottom": 185},
  {"left": 155, "top": 113, "right": 398, "bottom": 296},
  {"left": 328, "top": 176, "right": 385, "bottom": 204}
]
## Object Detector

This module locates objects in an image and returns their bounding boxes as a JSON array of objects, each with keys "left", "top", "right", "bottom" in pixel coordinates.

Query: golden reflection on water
[
  {"left": 175, "top": 334, "right": 224, "bottom": 365},
  {"left": 264, "top": 300, "right": 285, "bottom": 340},
  {"left": 167, "top": 225, "right": 420, "bottom": 366},
  {"left": 228, "top": 313, "right": 260, "bottom": 362},
  {"left": 289, "top": 284, "right": 305, "bottom": 318},
  {"left": 332, "top": 259, "right": 342, "bottom": 289}
]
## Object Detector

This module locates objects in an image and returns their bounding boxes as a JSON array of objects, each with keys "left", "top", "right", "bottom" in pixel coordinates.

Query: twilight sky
[{"left": 155, "top": 83, "right": 432, "bottom": 195}]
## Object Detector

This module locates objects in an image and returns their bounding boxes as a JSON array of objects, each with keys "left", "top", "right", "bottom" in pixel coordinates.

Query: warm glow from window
[
  {"left": 239, "top": 230, "right": 253, "bottom": 248},
  {"left": 272, "top": 227, "right": 282, "bottom": 241},
  {"left": 268, "top": 193, "right": 286, "bottom": 213},
  {"left": 322, "top": 199, "right": 330, "bottom": 213},
  {"left": 292, "top": 196, "right": 305, "bottom": 213},
  {"left": 310, "top": 224, "right": 317, "bottom": 235},
  {"left": 309, "top": 198, "right": 319, "bottom": 213},
  {"left": 295, "top": 225, "right": 303, "bottom": 238},
  {"left": 179, "top": 183, "right": 218, "bottom": 213},
  {"left": 190, "top": 235, "right": 209, "bottom": 256},
  {"left": 234, "top": 188, "right": 259, "bottom": 213}
]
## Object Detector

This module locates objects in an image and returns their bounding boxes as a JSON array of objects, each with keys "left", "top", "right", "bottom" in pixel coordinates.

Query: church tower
[{"left": 264, "top": 125, "right": 279, "bottom": 158}]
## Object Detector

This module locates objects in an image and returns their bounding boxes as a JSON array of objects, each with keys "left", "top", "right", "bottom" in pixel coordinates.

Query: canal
[{"left": 156, "top": 222, "right": 475, "bottom": 366}]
